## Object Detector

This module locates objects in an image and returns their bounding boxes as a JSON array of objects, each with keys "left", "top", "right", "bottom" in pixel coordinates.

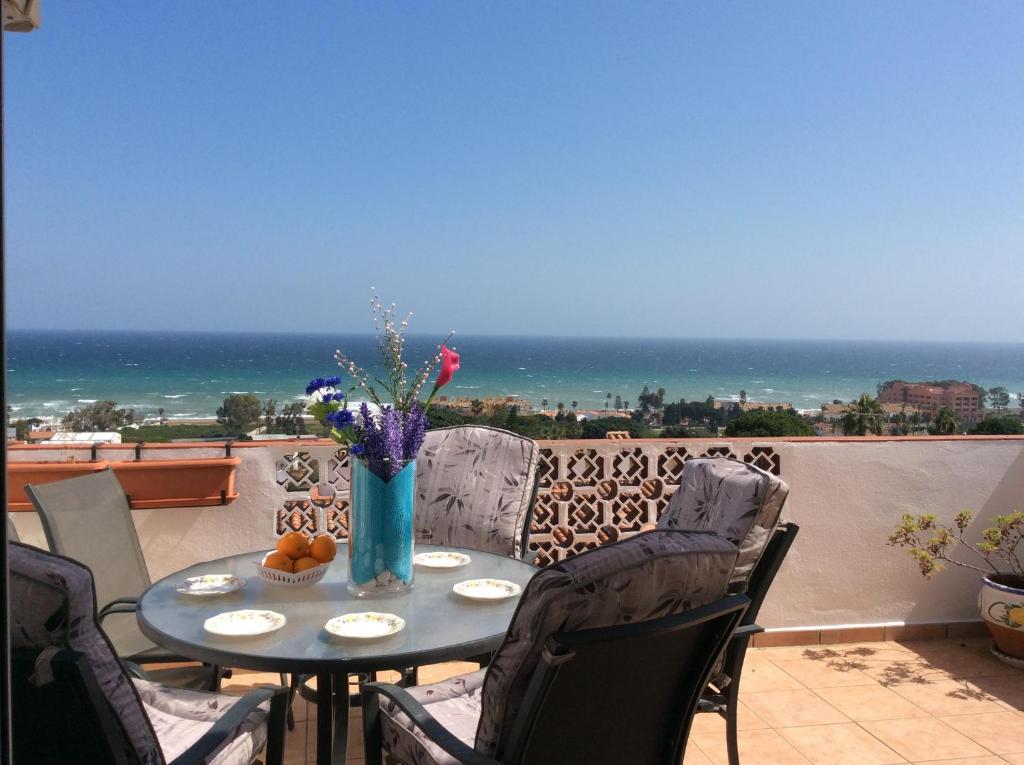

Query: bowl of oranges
[{"left": 257, "top": 531, "right": 338, "bottom": 587}]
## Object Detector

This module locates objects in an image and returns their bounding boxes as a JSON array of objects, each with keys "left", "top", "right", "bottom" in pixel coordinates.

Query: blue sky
[{"left": 4, "top": 2, "right": 1022, "bottom": 341}]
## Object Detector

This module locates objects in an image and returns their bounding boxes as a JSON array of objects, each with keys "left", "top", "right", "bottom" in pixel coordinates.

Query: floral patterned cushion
[
  {"left": 379, "top": 669, "right": 486, "bottom": 765},
  {"left": 657, "top": 458, "right": 790, "bottom": 585},
  {"left": 9, "top": 542, "right": 163, "bottom": 764},
  {"left": 476, "top": 530, "right": 738, "bottom": 759},
  {"left": 134, "top": 679, "right": 269, "bottom": 765},
  {"left": 415, "top": 426, "right": 539, "bottom": 558}
]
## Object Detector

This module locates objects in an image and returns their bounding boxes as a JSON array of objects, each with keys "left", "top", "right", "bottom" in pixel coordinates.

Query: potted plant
[
  {"left": 889, "top": 510, "right": 1024, "bottom": 663},
  {"left": 305, "top": 290, "right": 460, "bottom": 597}
]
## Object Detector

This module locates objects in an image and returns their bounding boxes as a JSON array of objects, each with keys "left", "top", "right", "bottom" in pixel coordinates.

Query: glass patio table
[{"left": 137, "top": 544, "right": 537, "bottom": 765}]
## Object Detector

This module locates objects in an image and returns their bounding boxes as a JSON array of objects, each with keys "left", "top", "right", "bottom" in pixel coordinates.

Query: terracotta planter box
[
  {"left": 7, "top": 457, "right": 240, "bottom": 511},
  {"left": 111, "top": 458, "right": 241, "bottom": 509}
]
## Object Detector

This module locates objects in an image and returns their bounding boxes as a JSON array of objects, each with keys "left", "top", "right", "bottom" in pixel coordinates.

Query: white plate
[
  {"left": 325, "top": 612, "right": 405, "bottom": 639},
  {"left": 176, "top": 574, "right": 246, "bottom": 596},
  {"left": 204, "top": 609, "right": 286, "bottom": 637},
  {"left": 415, "top": 551, "right": 472, "bottom": 569},
  {"left": 453, "top": 579, "right": 522, "bottom": 601}
]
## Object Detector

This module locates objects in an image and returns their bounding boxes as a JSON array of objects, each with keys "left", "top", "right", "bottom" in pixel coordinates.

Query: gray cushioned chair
[
  {"left": 415, "top": 425, "right": 540, "bottom": 559},
  {"left": 7, "top": 512, "right": 19, "bottom": 543},
  {"left": 25, "top": 469, "right": 221, "bottom": 689},
  {"left": 361, "top": 529, "right": 745, "bottom": 765},
  {"left": 9, "top": 541, "right": 287, "bottom": 765},
  {"left": 657, "top": 457, "right": 796, "bottom": 765}
]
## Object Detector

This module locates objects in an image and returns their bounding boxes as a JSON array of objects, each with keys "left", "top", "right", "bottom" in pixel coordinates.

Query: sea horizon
[{"left": 6, "top": 329, "right": 1024, "bottom": 422}]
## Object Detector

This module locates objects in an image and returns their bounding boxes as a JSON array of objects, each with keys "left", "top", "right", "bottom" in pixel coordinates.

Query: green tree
[
  {"left": 157, "top": 407, "right": 167, "bottom": 425},
  {"left": 570, "top": 400, "right": 578, "bottom": 410},
  {"left": 623, "top": 400, "right": 630, "bottom": 411},
  {"left": 424, "top": 406, "right": 470, "bottom": 429},
  {"left": 470, "top": 399, "right": 484, "bottom": 417},
  {"left": 614, "top": 394, "right": 623, "bottom": 411},
  {"left": 841, "top": 394, "right": 884, "bottom": 436},
  {"left": 605, "top": 392, "right": 612, "bottom": 410},
  {"left": 739, "top": 389, "right": 748, "bottom": 405},
  {"left": 216, "top": 393, "right": 262, "bottom": 435},
  {"left": 540, "top": 398, "right": 549, "bottom": 409},
  {"left": 988, "top": 387, "right": 1010, "bottom": 409},
  {"left": 62, "top": 400, "right": 129, "bottom": 431},
  {"left": 582, "top": 417, "right": 645, "bottom": 439},
  {"left": 928, "top": 407, "right": 961, "bottom": 435},
  {"left": 262, "top": 398, "right": 277, "bottom": 430},
  {"left": 969, "top": 416, "right": 1024, "bottom": 435},
  {"left": 724, "top": 410, "right": 814, "bottom": 437},
  {"left": 275, "top": 402, "right": 307, "bottom": 435}
]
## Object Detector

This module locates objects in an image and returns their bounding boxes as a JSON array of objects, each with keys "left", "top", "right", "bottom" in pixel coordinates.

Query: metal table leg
[
  {"left": 315, "top": 672, "right": 350, "bottom": 765},
  {"left": 333, "top": 672, "right": 349, "bottom": 763}
]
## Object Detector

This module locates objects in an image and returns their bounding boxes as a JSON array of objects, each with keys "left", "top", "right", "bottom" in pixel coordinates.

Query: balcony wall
[{"left": 8, "top": 436, "right": 1024, "bottom": 633}]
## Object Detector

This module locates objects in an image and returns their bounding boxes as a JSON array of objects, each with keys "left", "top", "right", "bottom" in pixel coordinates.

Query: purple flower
[
  {"left": 402, "top": 401, "right": 427, "bottom": 460},
  {"left": 381, "top": 407, "right": 405, "bottom": 478},
  {"left": 360, "top": 403, "right": 386, "bottom": 463},
  {"left": 306, "top": 377, "right": 326, "bottom": 396},
  {"left": 350, "top": 443, "right": 365, "bottom": 457}
]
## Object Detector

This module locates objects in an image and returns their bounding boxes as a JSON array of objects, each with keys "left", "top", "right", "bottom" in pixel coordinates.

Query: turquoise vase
[{"left": 347, "top": 457, "right": 415, "bottom": 597}]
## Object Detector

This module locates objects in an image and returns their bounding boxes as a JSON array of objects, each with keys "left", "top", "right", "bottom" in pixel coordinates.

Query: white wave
[
  {"left": 77, "top": 399, "right": 97, "bottom": 404},
  {"left": 517, "top": 367, "right": 527, "bottom": 370},
  {"left": 71, "top": 387, "right": 82, "bottom": 391},
  {"left": 163, "top": 394, "right": 188, "bottom": 399},
  {"left": 762, "top": 388, "right": 775, "bottom": 393}
]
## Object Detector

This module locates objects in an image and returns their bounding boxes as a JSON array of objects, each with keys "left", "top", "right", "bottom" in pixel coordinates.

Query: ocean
[{"left": 5, "top": 330, "right": 1024, "bottom": 421}]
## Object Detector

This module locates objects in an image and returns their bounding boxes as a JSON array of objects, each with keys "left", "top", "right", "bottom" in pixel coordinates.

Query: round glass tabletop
[{"left": 137, "top": 545, "right": 537, "bottom": 672}]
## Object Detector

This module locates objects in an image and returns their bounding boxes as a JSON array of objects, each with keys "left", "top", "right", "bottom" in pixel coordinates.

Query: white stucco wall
[{"left": 9, "top": 437, "right": 1024, "bottom": 631}]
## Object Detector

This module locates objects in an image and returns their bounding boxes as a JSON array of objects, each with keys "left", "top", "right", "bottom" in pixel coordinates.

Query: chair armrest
[
  {"left": 732, "top": 623, "right": 764, "bottom": 639},
  {"left": 522, "top": 549, "right": 541, "bottom": 566},
  {"left": 121, "top": 660, "right": 152, "bottom": 680},
  {"left": 98, "top": 597, "right": 139, "bottom": 622},
  {"left": 361, "top": 682, "right": 501, "bottom": 765},
  {"left": 171, "top": 685, "right": 288, "bottom": 765}
]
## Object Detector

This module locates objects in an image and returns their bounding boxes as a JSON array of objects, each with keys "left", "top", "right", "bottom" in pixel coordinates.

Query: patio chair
[
  {"left": 7, "top": 513, "right": 19, "bottom": 542},
  {"left": 657, "top": 457, "right": 796, "bottom": 765},
  {"left": 25, "top": 468, "right": 222, "bottom": 690},
  {"left": 415, "top": 425, "right": 541, "bottom": 559},
  {"left": 9, "top": 541, "right": 288, "bottom": 765},
  {"left": 361, "top": 528, "right": 746, "bottom": 765}
]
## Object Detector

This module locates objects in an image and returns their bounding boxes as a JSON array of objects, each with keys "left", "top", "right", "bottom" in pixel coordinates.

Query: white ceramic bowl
[{"left": 255, "top": 559, "right": 331, "bottom": 588}]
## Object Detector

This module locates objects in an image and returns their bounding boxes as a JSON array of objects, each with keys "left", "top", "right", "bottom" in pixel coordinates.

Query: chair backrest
[
  {"left": 414, "top": 425, "right": 540, "bottom": 558},
  {"left": 7, "top": 513, "right": 19, "bottom": 543},
  {"left": 26, "top": 469, "right": 152, "bottom": 605},
  {"left": 508, "top": 594, "right": 748, "bottom": 765},
  {"left": 8, "top": 542, "right": 164, "bottom": 764},
  {"left": 657, "top": 458, "right": 790, "bottom": 586},
  {"left": 475, "top": 529, "right": 739, "bottom": 760}
]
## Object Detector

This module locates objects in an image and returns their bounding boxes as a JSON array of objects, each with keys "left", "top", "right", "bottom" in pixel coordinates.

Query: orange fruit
[
  {"left": 276, "top": 531, "right": 310, "bottom": 560},
  {"left": 309, "top": 534, "right": 337, "bottom": 563},
  {"left": 263, "top": 551, "right": 294, "bottom": 573},
  {"left": 293, "top": 556, "right": 321, "bottom": 573}
]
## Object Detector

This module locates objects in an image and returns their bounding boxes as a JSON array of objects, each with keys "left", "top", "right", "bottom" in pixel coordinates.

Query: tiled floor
[{"left": 225, "top": 638, "right": 1024, "bottom": 764}]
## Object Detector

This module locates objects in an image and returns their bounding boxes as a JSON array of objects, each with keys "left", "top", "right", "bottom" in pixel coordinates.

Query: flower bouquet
[{"left": 305, "top": 291, "right": 460, "bottom": 596}]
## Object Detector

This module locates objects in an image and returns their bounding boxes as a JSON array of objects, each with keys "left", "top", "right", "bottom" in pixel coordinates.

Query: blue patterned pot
[{"left": 347, "top": 457, "right": 415, "bottom": 597}]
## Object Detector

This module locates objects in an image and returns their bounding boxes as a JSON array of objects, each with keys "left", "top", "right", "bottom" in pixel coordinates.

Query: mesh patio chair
[
  {"left": 25, "top": 468, "right": 222, "bottom": 690},
  {"left": 9, "top": 541, "right": 288, "bottom": 765},
  {"left": 657, "top": 457, "right": 797, "bottom": 765},
  {"left": 7, "top": 512, "right": 19, "bottom": 543},
  {"left": 361, "top": 529, "right": 746, "bottom": 765}
]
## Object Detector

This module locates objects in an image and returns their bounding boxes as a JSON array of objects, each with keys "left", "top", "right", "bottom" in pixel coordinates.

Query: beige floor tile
[
  {"left": 685, "top": 741, "right": 714, "bottom": 764},
  {"left": 691, "top": 728, "right": 814, "bottom": 765},
  {"left": 911, "top": 758, "right": 1009, "bottom": 765},
  {"left": 889, "top": 677, "right": 1004, "bottom": 717},
  {"left": 940, "top": 711, "right": 1024, "bottom": 754},
  {"left": 740, "top": 661, "right": 806, "bottom": 692},
  {"left": 742, "top": 689, "right": 850, "bottom": 728},
  {"left": 772, "top": 658, "right": 878, "bottom": 688},
  {"left": 1002, "top": 754, "right": 1024, "bottom": 764},
  {"left": 861, "top": 718, "right": 991, "bottom": 762},
  {"left": 778, "top": 722, "right": 906, "bottom": 765},
  {"left": 969, "top": 675, "right": 1024, "bottom": 714},
  {"left": 813, "top": 684, "right": 931, "bottom": 722},
  {"left": 689, "top": 701, "right": 770, "bottom": 734},
  {"left": 899, "top": 642, "right": 1020, "bottom": 679}
]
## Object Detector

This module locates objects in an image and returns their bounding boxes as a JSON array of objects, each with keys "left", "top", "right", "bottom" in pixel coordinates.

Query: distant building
[
  {"left": 714, "top": 400, "right": 794, "bottom": 413},
  {"left": 43, "top": 431, "right": 122, "bottom": 445},
  {"left": 435, "top": 395, "right": 530, "bottom": 416},
  {"left": 877, "top": 381, "right": 983, "bottom": 425}
]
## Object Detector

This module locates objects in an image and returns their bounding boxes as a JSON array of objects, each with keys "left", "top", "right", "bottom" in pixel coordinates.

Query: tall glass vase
[{"left": 347, "top": 456, "right": 415, "bottom": 597}]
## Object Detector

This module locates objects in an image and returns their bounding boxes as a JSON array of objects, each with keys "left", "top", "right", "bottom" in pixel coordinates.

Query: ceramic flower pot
[
  {"left": 980, "top": 575, "right": 1024, "bottom": 662},
  {"left": 347, "top": 456, "right": 415, "bottom": 597}
]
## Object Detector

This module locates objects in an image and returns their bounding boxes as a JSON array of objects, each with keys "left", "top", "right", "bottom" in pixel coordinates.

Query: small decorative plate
[
  {"left": 325, "top": 612, "right": 405, "bottom": 639},
  {"left": 415, "top": 551, "right": 472, "bottom": 569},
  {"left": 204, "top": 609, "right": 286, "bottom": 637},
  {"left": 453, "top": 579, "right": 522, "bottom": 601},
  {"left": 176, "top": 574, "right": 246, "bottom": 596}
]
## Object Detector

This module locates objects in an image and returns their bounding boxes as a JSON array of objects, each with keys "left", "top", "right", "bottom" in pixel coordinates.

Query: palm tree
[
  {"left": 570, "top": 400, "right": 578, "bottom": 410},
  {"left": 841, "top": 394, "right": 884, "bottom": 436},
  {"left": 929, "top": 407, "right": 961, "bottom": 435},
  {"left": 540, "top": 398, "right": 549, "bottom": 409}
]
